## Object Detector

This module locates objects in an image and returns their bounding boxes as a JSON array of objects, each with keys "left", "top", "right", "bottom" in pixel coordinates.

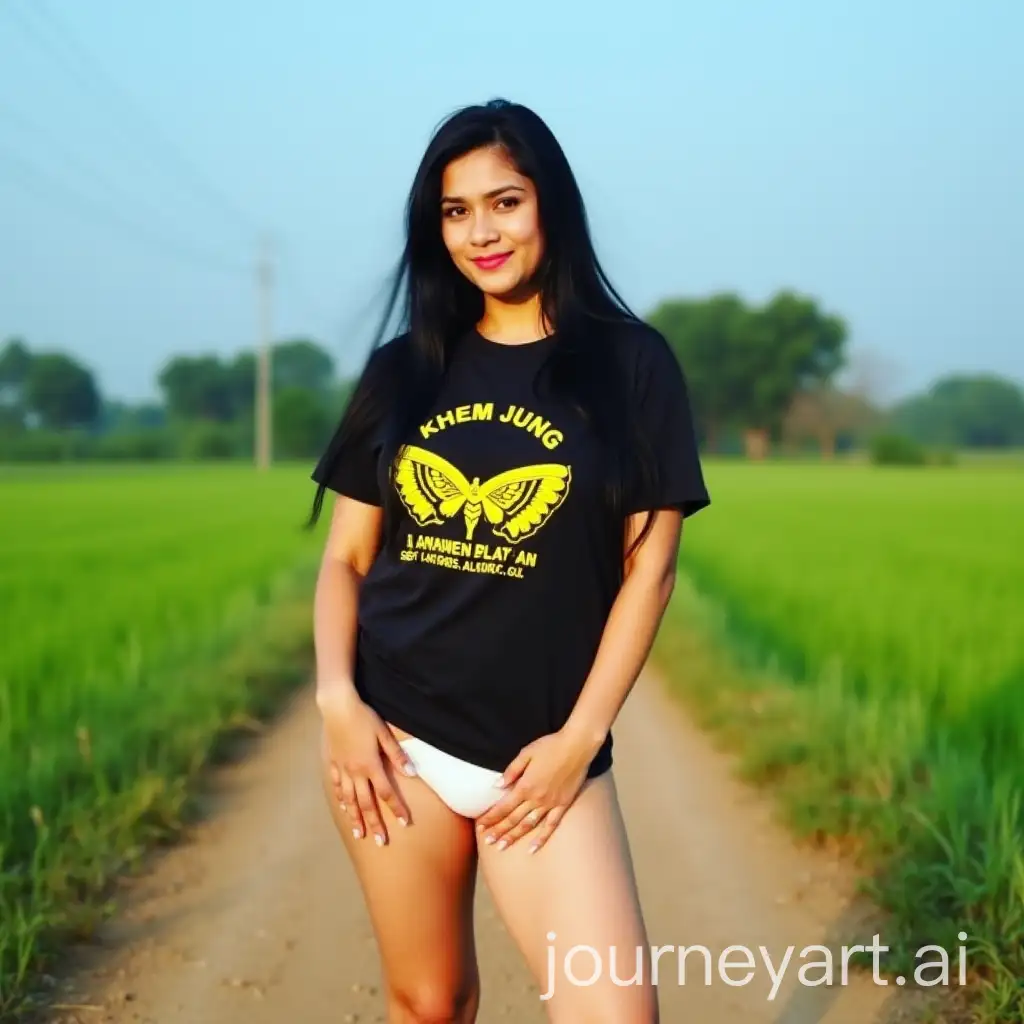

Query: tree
[
  {"left": 890, "top": 374, "right": 1024, "bottom": 447},
  {"left": 157, "top": 355, "right": 239, "bottom": 422},
  {"left": 226, "top": 352, "right": 255, "bottom": 419},
  {"left": 782, "top": 384, "right": 880, "bottom": 456},
  {"left": 841, "top": 345, "right": 903, "bottom": 410},
  {"left": 155, "top": 338, "right": 336, "bottom": 429},
  {"left": 273, "top": 386, "right": 333, "bottom": 459},
  {"left": 100, "top": 399, "right": 167, "bottom": 433},
  {"left": 647, "top": 292, "right": 751, "bottom": 451},
  {"left": 0, "top": 337, "right": 32, "bottom": 391},
  {"left": 0, "top": 337, "right": 32, "bottom": 430},
  {"left": 24, "top": 352, "right": 101, "bottom": 430},
  {"left": 272, "top": 338, "right": 334, "bottom": 394},
  {"left": 734, "top": 291, "right": 847, "bottom": 456},
  {"left": 648, "top": 290, "right": 848, "bottom": 457}
]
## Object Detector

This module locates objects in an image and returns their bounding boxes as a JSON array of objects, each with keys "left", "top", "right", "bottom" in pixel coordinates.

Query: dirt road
[{"left": 47, "top": 668, "right": 931, "bottom": 1023}]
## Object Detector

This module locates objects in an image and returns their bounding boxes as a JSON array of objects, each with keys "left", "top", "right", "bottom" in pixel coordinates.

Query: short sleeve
[
  {"left": 310, "top": 344, "right": 394, "bottom": 506},
  {"left": 625, "top": 328, "right": 711, "bottom": 518}
]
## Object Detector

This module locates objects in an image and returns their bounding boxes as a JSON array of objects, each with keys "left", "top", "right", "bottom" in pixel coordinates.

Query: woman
[{"left": 308, "top": 98, "right": 710, "bottom": 1023}]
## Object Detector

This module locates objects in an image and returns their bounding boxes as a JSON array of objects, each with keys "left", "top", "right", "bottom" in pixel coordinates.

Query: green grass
[
  {"left": 6, "top": 456, "right": 1022, "bottom": 1020},
  {"left": 659, "top": 460, "right": 1024, "bottom": 1022},
  {"left": 0, "top": 463, "right": 324, "bottom": 1021}
]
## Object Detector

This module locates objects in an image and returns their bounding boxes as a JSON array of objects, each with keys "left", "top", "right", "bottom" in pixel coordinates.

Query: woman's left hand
[{"left": 475, "top": 727, "right": 599, "bottom": 854}]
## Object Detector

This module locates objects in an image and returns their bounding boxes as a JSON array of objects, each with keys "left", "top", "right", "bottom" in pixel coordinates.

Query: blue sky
[{"left": 1, "top": 0, "right": 1021, "bottom": 404}]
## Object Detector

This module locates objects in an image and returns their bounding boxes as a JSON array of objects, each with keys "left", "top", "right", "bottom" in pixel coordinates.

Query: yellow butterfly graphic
[{"left": 393, "top": 444, "right": 571, "bottom": 543}]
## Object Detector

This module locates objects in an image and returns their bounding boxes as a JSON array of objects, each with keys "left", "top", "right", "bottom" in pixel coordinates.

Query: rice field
[
  {"left": 0, "top": 463, "right": 323, "bottom": 1018},
  {"left": 666, "top": 459, "right": 1024, "bottom": 1022},
  {"left": 3, "top": 457, "right": 1022, "bottom": 1021},
  {"left": 682, "top": 461, "right": 1022, "bottom": 714}
]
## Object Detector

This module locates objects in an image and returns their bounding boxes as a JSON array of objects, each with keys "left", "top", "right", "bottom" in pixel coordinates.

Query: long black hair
[{"left": 308, "top": 98, "right": 659, "bottom": 560}]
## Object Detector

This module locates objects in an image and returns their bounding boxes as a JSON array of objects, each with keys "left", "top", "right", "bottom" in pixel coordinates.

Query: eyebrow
[{"left": 440, "top": 184, "right": 526, "bottom": 204}]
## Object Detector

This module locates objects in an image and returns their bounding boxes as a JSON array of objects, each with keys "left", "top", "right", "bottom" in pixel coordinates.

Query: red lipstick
[{"left": 471, "top": 251, "right": 512, "bottom": 271}]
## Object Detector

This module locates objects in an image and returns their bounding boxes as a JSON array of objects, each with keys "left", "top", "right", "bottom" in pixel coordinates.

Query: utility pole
[{"left": 255, "top": 236, "right": 273, "bottom": 470}]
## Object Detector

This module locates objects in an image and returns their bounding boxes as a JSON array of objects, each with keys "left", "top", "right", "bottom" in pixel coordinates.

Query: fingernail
[
  {"left": 484, "top": 834, "right": 495, "bottom": 845},
  {"left": 529, "top": 842, "right": 539, "bottom": 854},
  {"left": 339, "top": 802, "right": 346, "bottom": 812},
  {"left": 404, "top": 762, "right": 417, "bottom": 777},
  {"left": 352, "top": 828, "right": 361, "bottom": 839},
  {"left": 398, "top": 816, "right": 408, "bottom": 826},
  {"left": 374, "top": 833, "right": 385, "bottom": 846},
  {"left": 497, "top": 839, "right": 508, "bottom": 850}
]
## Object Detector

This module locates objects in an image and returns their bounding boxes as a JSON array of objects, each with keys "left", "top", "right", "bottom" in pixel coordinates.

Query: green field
[
  {"left": 3, "top": 459, "right": 1022, "bottom": 1022},
  {"left": 0, "top": 464, "right": 323, "bottom": 1019},
  {"left": 660, "top": 460, "right": 1024, "bottom": 1022}
]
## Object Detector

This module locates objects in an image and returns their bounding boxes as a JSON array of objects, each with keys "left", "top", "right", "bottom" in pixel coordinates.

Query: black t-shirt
[{"left": 311, "top": 319, "right": 710, "bottom": 777}]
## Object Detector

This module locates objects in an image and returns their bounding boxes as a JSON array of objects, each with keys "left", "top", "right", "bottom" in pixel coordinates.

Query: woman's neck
[{"left": 476, "top": 292, "right": 549, "bottom": 345}]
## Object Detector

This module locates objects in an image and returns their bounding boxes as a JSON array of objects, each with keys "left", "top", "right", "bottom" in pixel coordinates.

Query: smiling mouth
[{"left": 471, "top": 251, "right": 513, "bottom": 271}]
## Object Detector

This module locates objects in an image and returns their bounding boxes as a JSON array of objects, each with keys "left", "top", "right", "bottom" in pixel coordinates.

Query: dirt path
[{"left": 45, "top": 668, "right": 931, "bottom": 1023}]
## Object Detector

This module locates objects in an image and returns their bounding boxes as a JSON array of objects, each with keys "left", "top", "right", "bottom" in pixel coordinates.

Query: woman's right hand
[{"left": 318, "top": 688, "right": 417, "bottom": 845}]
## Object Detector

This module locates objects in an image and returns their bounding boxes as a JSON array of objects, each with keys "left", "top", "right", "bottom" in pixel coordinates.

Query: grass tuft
[{"left": 655, "top": 458, "right": 1024, "bottom": 1022}]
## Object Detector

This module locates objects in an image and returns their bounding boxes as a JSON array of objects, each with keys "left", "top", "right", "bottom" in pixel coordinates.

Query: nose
[{"left": 468, "top": 207, "right": 500, "bottom": 247}]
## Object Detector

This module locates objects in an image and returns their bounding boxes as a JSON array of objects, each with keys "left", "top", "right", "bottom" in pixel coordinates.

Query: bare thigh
[
  {"left": 477, "top": 769, "right": 658, "bottom": 1023},
  {"left": 318, "top": 726, "right": 481, "bottom": 1023}
]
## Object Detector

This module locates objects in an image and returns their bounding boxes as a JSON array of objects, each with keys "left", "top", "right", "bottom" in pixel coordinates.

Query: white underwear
[{"left": 399, "top": 736, "right": 505, "bottom": 818}]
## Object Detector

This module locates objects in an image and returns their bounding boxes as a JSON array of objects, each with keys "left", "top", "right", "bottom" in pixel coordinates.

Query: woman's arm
[
  {"left": 313, "top": 494, "right": 382, "bottom": 708},
  {"left": 559, "top": 507, "right": 683, "bottom": 755},
  {"left": 314, "top": 495, "right": 416, "bottom": 844},
  {"left": 475, "top": 507, "right": 683, "bottom": 851}
]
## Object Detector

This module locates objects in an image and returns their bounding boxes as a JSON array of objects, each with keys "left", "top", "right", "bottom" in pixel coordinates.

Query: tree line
[
  {"left": 649, "top": 289, "right": 1024, "bottom": 456},
  {"left": 2, "top": 288, "right": 1022, "bottom": 463},
  {"left": 0, "top": 335, "right": 352, "bottom": 462}
]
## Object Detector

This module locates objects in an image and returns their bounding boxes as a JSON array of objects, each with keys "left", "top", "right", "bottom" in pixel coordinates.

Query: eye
[
  {"left": 442, "top": 205, "right": 467, "bottom": 218},
  {"left": 496, "top": 196, "right": 520, "bottom": 210}
]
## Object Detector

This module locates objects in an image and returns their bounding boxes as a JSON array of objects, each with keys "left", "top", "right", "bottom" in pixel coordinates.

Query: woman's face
[{"left": 440, "top": 145, "right": 544, "bottom": 299}]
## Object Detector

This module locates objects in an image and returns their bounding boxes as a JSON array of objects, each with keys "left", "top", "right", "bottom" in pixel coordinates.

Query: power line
[
  {"left": 3, "top": 2, "right": 344, "bottom": 334},
  {"left": 1, "top": 0, "right": 347, "bottom": 445},
  {"left": 0, "top": 141, "right": 249, "bottom": 275},
  {"left": 4, "top": 0, "right": 259, "bottom": 245},
  {"left": 0, "top": 101, "right": 244, "bottom": 270},
  {"left": 2, "top": 0, "right": 344, "bottom": 345},
  {"left": 271, "top": 243, "right": 348, "bottom": 345}
]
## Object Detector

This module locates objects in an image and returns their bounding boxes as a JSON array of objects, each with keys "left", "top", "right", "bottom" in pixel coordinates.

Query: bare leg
[
  {"left": 478, "top": 769, "right": 658, "bottom": 1023},
  {"left": 319, "top": 725, "right": 481, "bottom": 1023}
]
